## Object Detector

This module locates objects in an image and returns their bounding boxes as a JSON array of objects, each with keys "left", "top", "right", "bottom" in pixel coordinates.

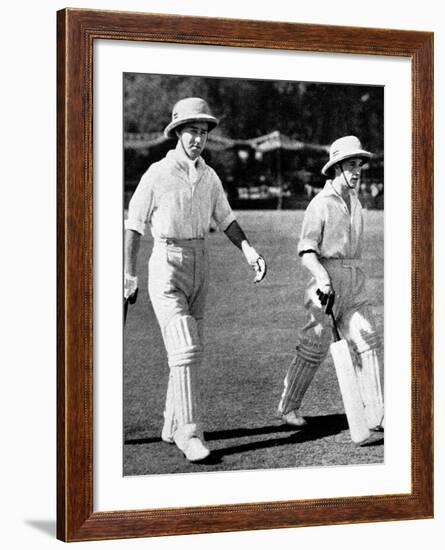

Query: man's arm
[
  {"left": 124, "top": 229, "right": 141, "bottom": 300},
  {"left": 223, "top": 220, "right": 248, "bottom": 250},
  {"left": 300, "top": 251, "right": 333, "bottom": 310},
  {"left": 224, "top": 220, "right": 267, "bottom": 283},
  {"left": 300, "top": 251, "right": 331, "bottom": 290}
]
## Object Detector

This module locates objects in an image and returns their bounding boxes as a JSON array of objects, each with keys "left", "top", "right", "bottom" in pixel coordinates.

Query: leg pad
[
  {"left": 278, "top": 341, "right": 328, "bottom": 415},
  {"left": 355, "top": 349, "right": 384, "bottom": 429},
  {"left": 164, "top": 315, "right": 203, "bottom": 368}
]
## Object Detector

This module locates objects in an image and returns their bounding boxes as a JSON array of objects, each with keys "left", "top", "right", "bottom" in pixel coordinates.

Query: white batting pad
[
  {"left": 278, "top": 354, "right": 319, "bottom": 415},
  {"left": 161, "top": 371, "right": 176, "bottom": 443},
  {"left": 355, "top": 349, "right": 384, "bottom": 429},
  {"left": 171, "top": 365, "right": 202, "bottom": 449},
  {"left": 164, "top": 315, "right": 203, "bottom": 368}
]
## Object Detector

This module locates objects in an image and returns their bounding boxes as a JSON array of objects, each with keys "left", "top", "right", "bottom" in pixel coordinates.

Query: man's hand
[
  {"left": 241, "top": 242, "right": 267, "bottom": 283},
  {"left": 316, "top": 286, "right": 335, "bottom": 315},
  {"left": 300, "top": 253, "right": 334, "bottom": 313},
  {"left": 124, "top": 273, "right": 138, "bottom": 302},
  {"left": 253, "top": 255, "right": 267, "bottom": 283}
]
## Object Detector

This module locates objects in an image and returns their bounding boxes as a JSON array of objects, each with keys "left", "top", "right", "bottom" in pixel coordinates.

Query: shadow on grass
[
  {"left": 124, "top": 423, "right": 305, "bottom": 446},
  {"left": 359, "top": 433, "right": 385, "bottom": 447},
  {"left": 205, "top": 414, "right": 355, "bottom": 459},
  {"left": 213, "top": 417, "right": 383, "bottom": 450},
  {"left": 204, "top": 414, "right": 348, "bottom": 442},
  {"left": 125, "top": 435, "right": 165, "bottom": 445},
  {"left": 124, "top": 413, "right": 380, "bottom": 459}
]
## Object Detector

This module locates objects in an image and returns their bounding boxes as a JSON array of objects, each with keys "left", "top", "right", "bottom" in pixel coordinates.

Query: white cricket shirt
[
  {"left": 125, "top": 142, "right": 235, "bottom": 239},
  {"left": 298, "top": 180, "right": 364, "bottom": 259}
]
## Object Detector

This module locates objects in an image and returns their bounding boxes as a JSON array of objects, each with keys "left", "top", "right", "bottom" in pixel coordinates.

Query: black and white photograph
[
  {"left": 3, "top": 0, "right": 441, "bottom": 547},
  {"left": 122, "top": 73, "right": 385, "bottom": 476}
]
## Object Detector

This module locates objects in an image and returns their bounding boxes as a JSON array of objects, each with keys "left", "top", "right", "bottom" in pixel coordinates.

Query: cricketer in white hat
[
  {"left": 124, "top": 97, "right": 266, "bottom": 464},
  {"left": 164, "top": 97, "right": 219, "bottom": 139},
  {"left": 321, "top": 135, "right": 372, "bottom": 176},
  {"left": 276, "top": 134, "right": 384, "bottom": 438}
]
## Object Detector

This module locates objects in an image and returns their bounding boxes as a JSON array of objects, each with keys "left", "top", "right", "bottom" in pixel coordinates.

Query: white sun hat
[
  {"left": 321, "top": 135, "right": 372, "bottom": 175},
  {"left": 164, "top": 97, "right": 219, "bottom": 139}
]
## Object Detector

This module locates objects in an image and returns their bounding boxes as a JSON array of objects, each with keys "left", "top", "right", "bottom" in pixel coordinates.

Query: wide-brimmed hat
[
  {"left": 321, "top": 135, "right": 372, "bottom": 175},
  {"left": 164, "top": 97, "right": 219, "bottom": 139}
]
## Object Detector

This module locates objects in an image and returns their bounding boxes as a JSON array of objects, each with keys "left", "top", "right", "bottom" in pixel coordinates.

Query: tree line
[{"left": 124, "top": 73, "right": 383, "bottom": 151}]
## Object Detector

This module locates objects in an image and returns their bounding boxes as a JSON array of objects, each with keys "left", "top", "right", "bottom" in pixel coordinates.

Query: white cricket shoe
[
  {"left": 182, "top": 437, "right": 210, "bottom": 462},
  {"left": 161, "top": 425, "right": 174, "bottom": 444},
  {"left": 279, "top": 409, "right": 307, "bottom": 428}
]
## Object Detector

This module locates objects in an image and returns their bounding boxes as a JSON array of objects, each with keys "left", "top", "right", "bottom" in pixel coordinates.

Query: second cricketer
[{"left": 277, "top": 135, "right": 384, "bottom": 433}]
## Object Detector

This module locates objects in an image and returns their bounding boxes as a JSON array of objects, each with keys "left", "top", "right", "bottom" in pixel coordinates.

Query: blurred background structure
[{"left": 124, "top": 74, "right": 384, "bottom": 210}]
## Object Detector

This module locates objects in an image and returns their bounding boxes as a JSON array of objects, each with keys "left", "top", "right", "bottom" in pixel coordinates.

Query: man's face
[
  {"left": 336, "top": 157, "right": 366, "bottom": 190},
  {"left": 177, "top": 121, "right": 209, "bottom": 160}
]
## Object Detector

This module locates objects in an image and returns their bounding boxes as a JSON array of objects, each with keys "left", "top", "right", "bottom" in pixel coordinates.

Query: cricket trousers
[
  {"left": 279, "top": 259, "right": 384, "bottom": 429},
  {"left": 148, "top": 238, "right": 209, "bottom": 451}
]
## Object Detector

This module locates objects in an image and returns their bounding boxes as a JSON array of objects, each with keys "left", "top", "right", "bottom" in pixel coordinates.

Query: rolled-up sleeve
[
  {"left": 124, "top": 170, "right": 155, "bottom": 236},
  {"left": 297, "top": 200, "right": 324, "bottom": 255},
  {"left": 211, "top": 175, "right": 236, "bottom": 231}
]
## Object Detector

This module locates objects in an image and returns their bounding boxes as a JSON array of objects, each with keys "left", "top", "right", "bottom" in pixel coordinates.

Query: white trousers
[
  {"left": 148, "top": 238, "right": 209, "bottom": 448},
  {"left": 279, "top": 259, "right": 384, "bottom": 427}
]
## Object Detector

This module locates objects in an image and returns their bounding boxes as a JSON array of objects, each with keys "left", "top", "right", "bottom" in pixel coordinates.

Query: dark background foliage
[{"left": 124, "top": 74, "right": 384, "bottom": 209}]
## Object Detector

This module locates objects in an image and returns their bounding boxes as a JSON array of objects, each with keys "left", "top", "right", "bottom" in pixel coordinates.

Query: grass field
[{"left": 123, "top": 210, "right": 384, "bottom": 476}]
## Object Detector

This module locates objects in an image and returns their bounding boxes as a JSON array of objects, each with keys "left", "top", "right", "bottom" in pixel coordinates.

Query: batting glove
[
  {"left": 124, "top": 273, "right": 138, "bottom": 302},
  {"left": 241, "top": 242, "right": 267, "bottom": 283},
  {"left": 316, "top": 287, "right": 335, "bottom": 315}
]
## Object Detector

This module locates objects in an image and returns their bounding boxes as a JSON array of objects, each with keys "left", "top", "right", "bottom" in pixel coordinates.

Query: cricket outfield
[{"left": 123, "top": 209, "right": 384, "bottom": 476}]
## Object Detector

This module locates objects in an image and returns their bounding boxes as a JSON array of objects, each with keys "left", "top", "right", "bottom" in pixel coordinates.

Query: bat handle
[{"left": 329, "top": 311, "right": 341, "bottom": 342}]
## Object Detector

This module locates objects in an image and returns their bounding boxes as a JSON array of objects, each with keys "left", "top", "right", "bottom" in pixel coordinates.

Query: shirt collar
[{"left": 322, "top": 179, "right": 358, "bottom": 199}]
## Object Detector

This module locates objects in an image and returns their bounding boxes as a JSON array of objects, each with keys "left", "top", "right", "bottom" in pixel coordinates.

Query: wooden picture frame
[{"left": 57, "top": 8, "right": 433, "bottom": 542}]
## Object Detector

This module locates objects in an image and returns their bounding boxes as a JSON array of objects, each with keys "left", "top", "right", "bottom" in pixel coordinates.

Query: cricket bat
[
  {"left": 328, "top": 306, "right": 371, "bottom": 445},
  {"left": 124, "top": 288, "right": 138, "bottom": 325}
]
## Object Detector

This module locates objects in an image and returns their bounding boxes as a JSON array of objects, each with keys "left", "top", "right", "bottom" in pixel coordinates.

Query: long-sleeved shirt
[
  {"left": 125, "top": 142, "right": 236, "bottom": 239},
  {"left": 298, "top": 180, "right": 364, "bottom": 259}
]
